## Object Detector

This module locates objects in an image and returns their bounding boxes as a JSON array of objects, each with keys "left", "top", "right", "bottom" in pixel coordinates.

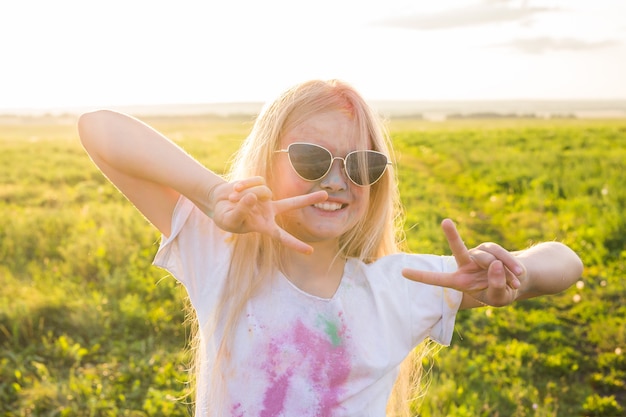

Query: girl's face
[{"left": 271, "top": 110, "right": 370, "bottom": 246}]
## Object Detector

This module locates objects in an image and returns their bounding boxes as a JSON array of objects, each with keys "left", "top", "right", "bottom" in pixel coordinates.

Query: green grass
[
  {"left": 392, "top": 118, "right": 626, "bottom": 417},
  {"left": 1, "top": 115, "right": 624, "bottom": 416}
]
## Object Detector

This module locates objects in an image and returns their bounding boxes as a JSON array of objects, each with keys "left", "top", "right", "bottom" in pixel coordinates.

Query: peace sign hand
[
  {"left": 402, "top": 219, "right": 527, "bottom": 307},
  {"left": 208, "top": 176, "right": 328, "bottom": 255}
]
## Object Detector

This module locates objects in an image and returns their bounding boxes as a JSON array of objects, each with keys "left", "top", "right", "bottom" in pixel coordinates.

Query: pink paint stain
[
  {"left": 231, "top": 402, "right": 244, "bottom": 417},
  {"left": 261, "top": 318, "right": 351, "bottom": 417},
  {"left": 260, "top": 370, "right": 294, "bottom": 417}
]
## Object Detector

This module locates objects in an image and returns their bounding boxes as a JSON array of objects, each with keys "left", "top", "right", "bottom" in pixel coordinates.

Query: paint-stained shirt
[{"left": 154, "top": 196, "right": 463, "bottom": 417}]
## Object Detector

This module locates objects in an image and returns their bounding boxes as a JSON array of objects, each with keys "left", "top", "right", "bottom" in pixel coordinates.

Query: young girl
[{"left": 78, "top": 79, "right": 583, "bottom": 417}]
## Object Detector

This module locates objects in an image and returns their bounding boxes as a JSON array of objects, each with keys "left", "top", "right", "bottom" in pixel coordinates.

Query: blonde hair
[{"left": 189, "top": 80, "right": 430, "bottom": 416}]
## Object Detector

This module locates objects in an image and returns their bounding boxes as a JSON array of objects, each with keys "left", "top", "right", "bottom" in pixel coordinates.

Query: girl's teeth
[{"left": 314, "top": 202, "right": 343, "bottom": 211}]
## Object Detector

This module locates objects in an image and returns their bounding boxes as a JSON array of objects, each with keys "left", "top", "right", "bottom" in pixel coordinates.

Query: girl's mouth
[{"left": 314, "top": 202, "right": 344, "bottom": 211}]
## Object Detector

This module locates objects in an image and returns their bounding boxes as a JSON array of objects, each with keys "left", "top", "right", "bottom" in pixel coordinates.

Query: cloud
[
  {"left": 497, "top": 37, "right": 621, "bottom": 54},
  {"left": 376, "top": 2, "right": 555, "bottom": 30}
]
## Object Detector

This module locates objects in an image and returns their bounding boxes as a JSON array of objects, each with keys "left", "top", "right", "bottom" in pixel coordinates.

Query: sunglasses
[{"left": 276, "top": 142, "right": 391, "bottom": 186}]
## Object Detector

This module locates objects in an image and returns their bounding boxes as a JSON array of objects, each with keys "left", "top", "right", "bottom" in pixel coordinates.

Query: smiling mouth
[{"left": 314, "top": 202, "right": 344, "bottom": 211}]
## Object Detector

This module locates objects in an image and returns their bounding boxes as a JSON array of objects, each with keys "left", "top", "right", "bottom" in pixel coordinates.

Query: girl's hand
[
  {"left": 402, "top": 219, "right": 527, "bottom": 307},
  {"left": 208, "top": 176, "right": 328, "bottom": 255}
]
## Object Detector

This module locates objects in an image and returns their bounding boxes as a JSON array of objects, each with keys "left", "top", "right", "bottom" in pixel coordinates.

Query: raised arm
[
  {"left": 78, "top": 110, "right": 328, "bottom": 253},
  {"left": 402, "top": 219, "right": 583, "bottom": 309},
  {"left": 78, "top": 109, "right": 222, "bottom": 236},
  {"left": 509, "top": 241, "right": 584, "bottom": 300}
]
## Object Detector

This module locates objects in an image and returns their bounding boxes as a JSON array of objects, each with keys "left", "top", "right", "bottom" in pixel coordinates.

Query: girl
[{"left": 78, "top": 79, "right": 583, "bottom": 417}]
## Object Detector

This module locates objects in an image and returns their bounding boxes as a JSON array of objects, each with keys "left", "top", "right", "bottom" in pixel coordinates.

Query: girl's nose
[{"left": 320, "top": 159, "right": 348, "bottom": 191}]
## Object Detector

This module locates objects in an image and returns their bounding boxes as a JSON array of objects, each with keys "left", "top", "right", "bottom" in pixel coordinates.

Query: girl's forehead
[{"left": 282, "top": 111, "right": 370, "bottom": 150}]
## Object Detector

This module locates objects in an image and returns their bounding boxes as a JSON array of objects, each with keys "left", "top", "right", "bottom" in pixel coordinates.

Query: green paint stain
[{"left": 321, "top": 317, "right": 342, "bottom": 347}]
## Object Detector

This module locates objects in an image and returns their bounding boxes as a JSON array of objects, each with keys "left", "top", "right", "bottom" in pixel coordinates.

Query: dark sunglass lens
[
  {"left": 345, "top": 151, "right": 388, "bottom": 185},
  {"left": 288, "top": 143, "right": 332, "bottom": 181}
]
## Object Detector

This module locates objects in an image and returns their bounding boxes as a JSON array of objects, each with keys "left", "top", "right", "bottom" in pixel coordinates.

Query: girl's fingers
[
  {"left": 229, "top": 185, "right": 272, "bottom": 202},
  {"left": 272, "top": 227, "right": 315, "bottom": 255},
  {"left": 221, "top": 192, "right": 258, "bottom": 226},
  {"left": 441, "top": 219, "right": 473, "bottom": 267},
  {"left": 402, "top": 268, "right": 457, "bottom": 288},
  {"left": 485, "top": 261, "right": 514, "bottom": 307},
  {"left": 273, "top": 191, "right": 328, "bottom": 214},
  {"left": 476, "top": 242, "right": 525, "bottom": 276},
  {"left": 468, "top": 250, "right": 493, "bottom": 270},
  {"left": 233, "top": 176, "right": 266, "bottom": 192},
  {"left": 470, "top": 249, "right": 521, "bottom": 290},
  {"left": 270, "top": 191, "right": 328, "bottom": 253}
]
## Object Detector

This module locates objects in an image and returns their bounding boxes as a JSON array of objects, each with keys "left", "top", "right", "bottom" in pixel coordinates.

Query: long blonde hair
[{"left": 189, "top": 79, "right": 429, "bottom": 416}]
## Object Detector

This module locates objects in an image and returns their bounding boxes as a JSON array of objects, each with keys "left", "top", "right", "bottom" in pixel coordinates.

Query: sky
[{"left": 1, "top": 0, "right": 625, "bottom": 110}]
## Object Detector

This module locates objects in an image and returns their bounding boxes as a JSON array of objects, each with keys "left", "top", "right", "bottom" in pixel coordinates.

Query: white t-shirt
[{"left": 154, "top": 196, "right": 463, "bottom": 417}]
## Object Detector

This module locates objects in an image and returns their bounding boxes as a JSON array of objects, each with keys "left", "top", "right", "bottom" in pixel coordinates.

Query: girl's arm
[
  {"left": 78, "top": 110, "right": 328, "bottom": 252},
  {"left": 78, "top": 109, "right": 222, "bottom": 236},
  {"left": 402, "top": 219, "right": 583, "bottom": 309},
  {"left": 457, "top": 240, "right": 583, "bottom": 309}
]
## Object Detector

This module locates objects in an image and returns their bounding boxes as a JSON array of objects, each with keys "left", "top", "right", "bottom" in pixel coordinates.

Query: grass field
[{"left": 1, "top": 114, "right": 625, "bottom": 416}]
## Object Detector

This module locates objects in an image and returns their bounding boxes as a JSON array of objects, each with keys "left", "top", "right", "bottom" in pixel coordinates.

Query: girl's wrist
[
  {"left": 187, "top": 176, "right": 226, "bottom": 219},
  {"left": 204, "top": 180, "right": 226, "bottom": 218}
]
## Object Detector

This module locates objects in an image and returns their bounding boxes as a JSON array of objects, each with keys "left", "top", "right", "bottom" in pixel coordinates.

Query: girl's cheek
[{"left": 270, "top": 174, "right": 310, "bottom": 200}]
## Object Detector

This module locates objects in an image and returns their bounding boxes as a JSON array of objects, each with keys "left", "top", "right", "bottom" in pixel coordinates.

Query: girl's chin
[
  {"left": 295, "top": 231, "right": 339, "bottom": 241},
  {"left": 290, "top": 228, "right": 344, "bottom": 246}
]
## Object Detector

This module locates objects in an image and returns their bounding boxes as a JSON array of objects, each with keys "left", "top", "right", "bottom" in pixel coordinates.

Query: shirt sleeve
[
  {"left": 428, "top": 256, "right": 463, "bottom": 346},
  {"left": 402, "top": 254, "right": 463, "bottom": 347},
  {"left": 363, "top": 253, "right": 463, "bottom": 351},
  {"left": 152, "top": 196, "right": 233, "bottom": 321}
]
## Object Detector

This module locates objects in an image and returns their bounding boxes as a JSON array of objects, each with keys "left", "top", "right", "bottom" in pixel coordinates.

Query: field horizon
[{"left": 2, "top": 99, "right": 626, "bottom": 121}]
